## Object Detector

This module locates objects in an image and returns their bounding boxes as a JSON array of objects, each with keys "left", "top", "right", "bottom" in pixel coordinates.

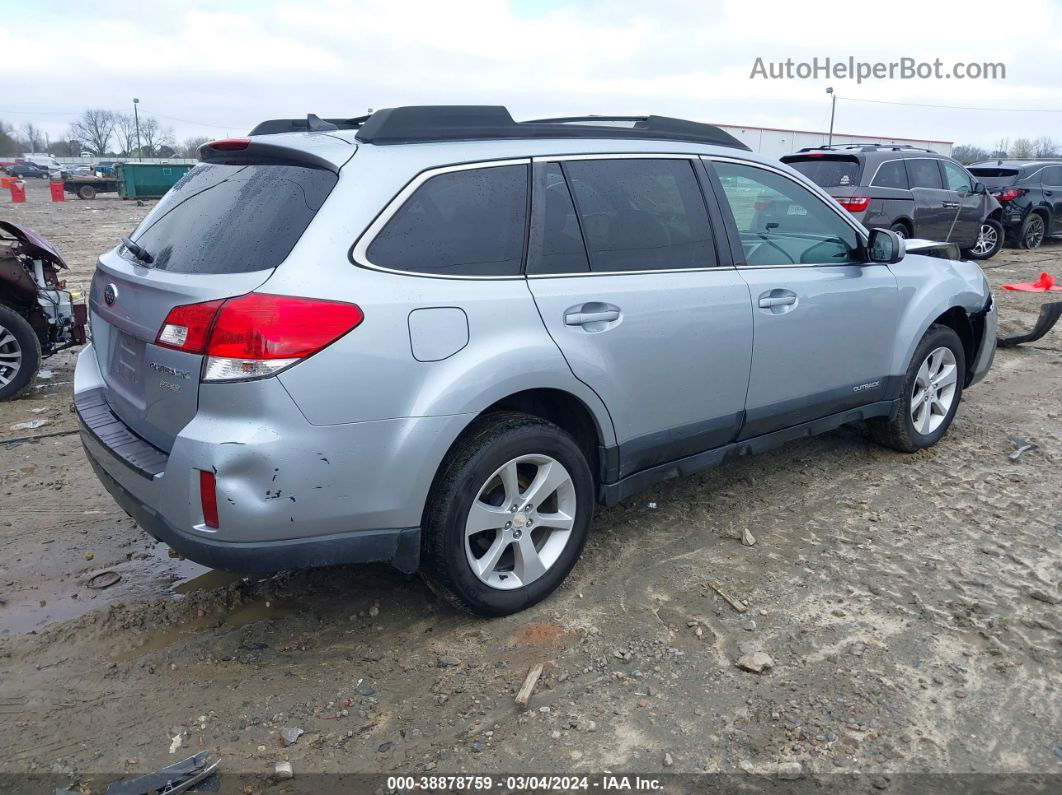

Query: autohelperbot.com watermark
[{"left": 750, "top": 56, "right": 1006, "bottom": 83}]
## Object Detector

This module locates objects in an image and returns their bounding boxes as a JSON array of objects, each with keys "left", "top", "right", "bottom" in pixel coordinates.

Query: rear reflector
[
  {"left": 837, "top": 196, "right": 870, "bottom": 213},
  {"left": 155, "top": 293, "right": 364, "bottom": 381},
  {"left": 199, "top": 470, "right": 219, "bottom": 528}
]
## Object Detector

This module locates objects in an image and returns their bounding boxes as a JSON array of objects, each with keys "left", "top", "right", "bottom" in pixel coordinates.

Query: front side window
[
  {"left": 871, "top": 160, "right": 909, "bottom": 189},
  {"left": 366, "top": 164, "right": 528, "bottom": 276},
  {"left": 562, "top": 159, "right": 718, "bottom": 272},
  {"left": 941, "top": 161, "right": 973, "bottom": 192},
  {"left": 713, "top": 161, "right": 861, "bottom": 267},
  {"left": 906, "top": 158, "right": 944, "bottom": 189}
]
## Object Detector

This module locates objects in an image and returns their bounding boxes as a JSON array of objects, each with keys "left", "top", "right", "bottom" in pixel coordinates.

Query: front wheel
[
  {"left": 870, "top": 325, "right": 965, "bottom": 453},
  {"left": 0, "top": 305, "right": 41, "bottom": 401},
  {"left": 421, "top": 412, "right": 594, "bottom": 616},
  {"left": 963, "top": 219, "right": 1003, "bottom": 260}
]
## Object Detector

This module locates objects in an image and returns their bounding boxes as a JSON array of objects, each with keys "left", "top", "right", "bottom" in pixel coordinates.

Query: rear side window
[
  {"left": 563, "top": 159, "right": 717, "bottom": 272},
  {"left": 784, "top": 156, "right": 861, "bottom": 188},
  {"left": 367, "top": 164, "right": 528, "bottom": 276},
  {"left": 871, "top": 160, "right": 909, "bottom": 189},
  {"left": 1042, "top": 166, "right": 1062, "bottom": 186},
  {"left": 128, "top": 162, "right": 337, "bottom": 274},
  {"left": 906, "top": 158, "right": 944, "bottom": 189},
  {"left": 527, "top": 163, "right": 590, "bottom": 275}
]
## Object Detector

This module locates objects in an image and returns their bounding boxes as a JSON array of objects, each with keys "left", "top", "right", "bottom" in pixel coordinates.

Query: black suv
[
  {"left": 967, "top": 160, "right": 1062, "bottom": 249},
  {"left": 782, "top": 145, "right": 1004, "bottom": 260}
]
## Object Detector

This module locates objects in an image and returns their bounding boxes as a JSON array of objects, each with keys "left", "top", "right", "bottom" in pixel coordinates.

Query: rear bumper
[{"left": 73, "top": 343, "right": 472, "bottom": 573}]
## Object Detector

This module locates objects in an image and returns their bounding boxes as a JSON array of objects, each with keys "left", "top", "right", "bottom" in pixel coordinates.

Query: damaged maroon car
[{"left": 0, "top": 221, "right": 87, "bottom": 400}]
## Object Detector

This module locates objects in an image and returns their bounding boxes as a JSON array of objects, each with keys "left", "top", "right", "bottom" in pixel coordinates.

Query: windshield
[
  {"left": 128, "top": 161, "right": 337, "bottom": 274},
  {"left": 783, "top": 156, "right": 862, "bottom": 188}
]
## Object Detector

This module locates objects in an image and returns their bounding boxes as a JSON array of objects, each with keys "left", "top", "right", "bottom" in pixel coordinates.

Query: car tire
[
  {"left": 1019, "top": 212, "right": 1046, "bottom": 249},
  {"left": 420, "top": 411, "right": 594, "bottom": 617},
  {"left": 962, "top": 218, "right": 1003, "bottom": 260},
  {"left": 889, "top": 222, "right": 911, "bottom": 239},
  {"left": 0, "top": 305, "right": 41, "bottom": 402},
  {"left": 78, "top": 184, "right": 96, "bottom": 200},
  {"left": 870, "top": 325, "right": 965, "bottom": 453}
]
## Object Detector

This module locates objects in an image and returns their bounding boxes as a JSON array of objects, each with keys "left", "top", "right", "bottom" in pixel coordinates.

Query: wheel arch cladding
[{"left": 929, "top": 306, "right": 978, "bottom": 383}]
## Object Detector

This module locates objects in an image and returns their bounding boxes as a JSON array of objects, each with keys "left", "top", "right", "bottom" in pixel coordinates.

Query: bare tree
[
  {"left": 113, "top": 113, "right": 139, "bottom": 156},
  {"left": 1033, "top": 136, "right": 1057, "bottom": 158},
  {"left": 951, "top": 144, "right": 990, "bottom": 165},
  {"left": 19, "top": 123, "right": 45, "bottom": 152},
  {"left": 1010, "top": 138, "right": 1035, "bottom": 159},
  {"left": 991, "top": 138, "right": 1009, "bottom": 158},
  {"left": 138, "top": 117, "right": 175, "bottom": 157},
  {"left": 179, "top": 135, "right": 210, "bottom": 158},
  {"left": 0, "top": 121, "right": 19, "bottom": 156},
  {"left": 71, "top": 109, "right": 116, "bottom": 156}
]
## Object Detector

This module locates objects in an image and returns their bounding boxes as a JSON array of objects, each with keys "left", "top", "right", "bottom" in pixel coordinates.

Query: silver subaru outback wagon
[{"left": 74, "top": 106, "right": 996, "bottom": 616}]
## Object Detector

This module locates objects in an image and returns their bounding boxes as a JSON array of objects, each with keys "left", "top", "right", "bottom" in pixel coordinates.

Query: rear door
[
  {"left": 526, "top": 156, "right": 753, "bottom": 478},
  {"left": 904, "top": 157, "right": 951, "bottom": 240},
  {"left": 89, "top": 159, "right": 339, "bottom": 450},
  {"left": 1042, "top": 166, "right": 1062, "bottom": 233},
  {"left": 707, "top": 158, "right": 898, "bottom": 438}
]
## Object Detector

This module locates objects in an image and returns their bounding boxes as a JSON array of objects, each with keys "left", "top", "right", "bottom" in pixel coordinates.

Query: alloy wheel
[
  {"left": 1025, "top": 215, "right": 1045, "bottom": 248},
  {"left": 464, "top": 454, "right": 577, "bottom": 590},
  {"left": 973, "top": 223, "right": 998, "bottom": 256},
  {"left": 911, "top": 346, "right": 958, "bottom": 435},
  {"left": 0, "top": 324, "right": 23, "bottom": 388}
]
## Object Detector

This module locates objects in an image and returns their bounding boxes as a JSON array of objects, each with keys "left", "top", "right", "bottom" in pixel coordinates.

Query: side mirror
[
  {"left": 867, "top": 228, "right": 905, "bottom": 264},
  {"left": 972, "top": 182, "right": 987, "bottom": 195}
]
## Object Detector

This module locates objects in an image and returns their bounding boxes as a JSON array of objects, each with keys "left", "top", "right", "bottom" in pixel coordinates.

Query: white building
[{"left": 713, "top": 122, "right": 952, "bottom": 158}]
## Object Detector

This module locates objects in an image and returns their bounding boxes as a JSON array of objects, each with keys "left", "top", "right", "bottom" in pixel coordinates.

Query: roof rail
[
  {"left": 797, "top": 143, "right": 937, "bottom": 154},
  {"left": 349, "top": 106, "right": 751, "bottom": 150}
]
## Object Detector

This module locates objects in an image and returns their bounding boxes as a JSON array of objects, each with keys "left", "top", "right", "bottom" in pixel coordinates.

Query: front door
[
  {"left": 708, "top": 158, "right": 899, "bottom": 439},
  {"left": 940, "top": 159, "right": 982, "bottom": 246},
  {"left": 526, "top": 157, "right": 753, "bottom": 479},
  {"left": 1042, "top": 166, "right": 1062, "bottom": 234}
]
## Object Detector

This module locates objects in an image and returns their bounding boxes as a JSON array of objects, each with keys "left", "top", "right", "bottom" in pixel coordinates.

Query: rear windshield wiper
[{"left": 121, "top": 236, "right": 154, "bottom": 264}]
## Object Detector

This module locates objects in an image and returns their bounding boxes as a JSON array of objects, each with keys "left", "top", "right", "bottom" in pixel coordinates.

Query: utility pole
[
  {"left": 133, "top": 97, "right": 142, "bottom": 160},
  {"left": 826, "top": 87, "right": 836, "bottom": 146}
]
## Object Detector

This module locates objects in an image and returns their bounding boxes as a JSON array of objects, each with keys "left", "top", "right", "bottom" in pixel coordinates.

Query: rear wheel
[
  {"left": 870, "top": 325, "right": 965, "bottom": 453},
  {"left": 77, "top": 184, "right": 96, "bottom": 200},
  {"left": 1020, "top": 213, "right": 1046, "bottom": 249},
  {"left": 889, "top": 222, "right": 910, "bottom": 239},
  {"left": 421, "top": 412, "right": 594, "bottom": 616},
  {"left": 963, "top": 218, "right": 1003, "bottom": 260},
  {"left": 0, "top": 305, "right": 40, "bottom": 401}
]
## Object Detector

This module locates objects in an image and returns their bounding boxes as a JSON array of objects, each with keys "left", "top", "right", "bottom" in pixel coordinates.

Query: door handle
[
  {"left": 564, "top": 309, "right": 620, "bottom": 325},
  {"left": 942, "top": 201, "right": 959, "bottom": 209},
  {"left": 758, "top": 295, "right": 797, "bottom": 308},
  {"left": 1046, "top": 190, "right": 1054, "bottom": 197}
]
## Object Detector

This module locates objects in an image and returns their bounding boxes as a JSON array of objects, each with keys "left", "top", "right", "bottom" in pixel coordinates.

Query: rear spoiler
[{"left": 196, "top": 138, "right": 344, "bottom": 172}]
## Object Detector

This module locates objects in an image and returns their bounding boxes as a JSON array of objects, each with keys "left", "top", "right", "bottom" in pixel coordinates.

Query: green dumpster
[{"left": 117, "top": 163, "right": 193, "bottom": 199}]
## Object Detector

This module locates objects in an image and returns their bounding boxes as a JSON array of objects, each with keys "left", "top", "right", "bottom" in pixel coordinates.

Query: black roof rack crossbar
[
  {"left": 796, "top": 143, "right": 937, "bottom": 153},
  {"left": 348, "top": 106, "right": 751, "bottom": 150}
]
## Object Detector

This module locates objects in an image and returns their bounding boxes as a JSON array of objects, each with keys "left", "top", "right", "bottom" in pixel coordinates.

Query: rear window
[
  {"left": 783, "top": 156, "right": 861, "bottom": 188},
  {"left": 127, "top": 162, "right": 337, "bottom": 274},
  {"left": 968, "top": 167, "right": 1021, "bottom": 188}
]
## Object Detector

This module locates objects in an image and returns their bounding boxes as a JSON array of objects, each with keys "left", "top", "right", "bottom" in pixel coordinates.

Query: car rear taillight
[
  {"left": 155, "top": 294, "right": 364, "bottom": 381},
  {"left": 199, "top": 470, "right": 219, "bottom": 528},
  {"left": 208, "top": 138, "right": 251, "bottom": 151},
  {"left": 995, "top": 188, "right": 1024, "bottom": 202},
  {"left": 837, "top": 197, "right": 870, "bottom": 213}
]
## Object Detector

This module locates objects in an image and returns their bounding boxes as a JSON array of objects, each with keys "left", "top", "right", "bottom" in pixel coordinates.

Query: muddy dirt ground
[{"left": 0, "top": 179, "right": 1059, "bottom": 789}]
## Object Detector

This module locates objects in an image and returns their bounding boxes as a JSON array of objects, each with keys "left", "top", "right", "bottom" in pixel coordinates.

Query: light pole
[
  {"left": 826, "top": 87, "right": 836, "bottom": 147},
  {"left": 132, "top": 98, "right": 142, "bottom": 160}
]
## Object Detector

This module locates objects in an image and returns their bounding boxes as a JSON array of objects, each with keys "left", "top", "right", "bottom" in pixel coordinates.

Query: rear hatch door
[{"left": 89, "top": 152, "right": 341, "bottom": 451}]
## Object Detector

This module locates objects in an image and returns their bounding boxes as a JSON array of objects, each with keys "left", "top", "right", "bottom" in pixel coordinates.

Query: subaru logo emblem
[{"left": 103, "top": 283, "right": 118, "bottom": 306}]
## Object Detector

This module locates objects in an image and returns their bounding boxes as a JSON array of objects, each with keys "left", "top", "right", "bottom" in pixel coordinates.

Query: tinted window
[
  {"left": 1042, "top": 166, "right": 1062, "bottom": 186},
  {"left": 784, "top": 156, "right": 861, "bottom": 188},
  {"left": 968, "top": 167, "right": 1020, "bottom": 188},
  {"left": 527, "top": 163, "right": 590, "bottom": 275},
  {"left": 714, "top": 161, "right": 861, "bottom": 266},
  {"left": 563, "top": 159, "right": 717, "bottom": 272},
  {"left": 128, "top": 162, "right": 337, "bottom": 274},
  {"left": 906, "top": 158, "right": 944, "bottom": 189},
  {"left": 941, "top": 161, "right": 973, "bottom": 192},
  {"left": 871, "top": 160, "right": 909, "bottom": 189},
  {"left": 367, "top": 165, "right": 528, "bottom": 276}
]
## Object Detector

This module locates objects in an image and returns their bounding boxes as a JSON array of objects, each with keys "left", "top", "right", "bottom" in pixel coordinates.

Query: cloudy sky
[{"left": 5, "top": 0, "right": 1061, "bottom": 150}]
